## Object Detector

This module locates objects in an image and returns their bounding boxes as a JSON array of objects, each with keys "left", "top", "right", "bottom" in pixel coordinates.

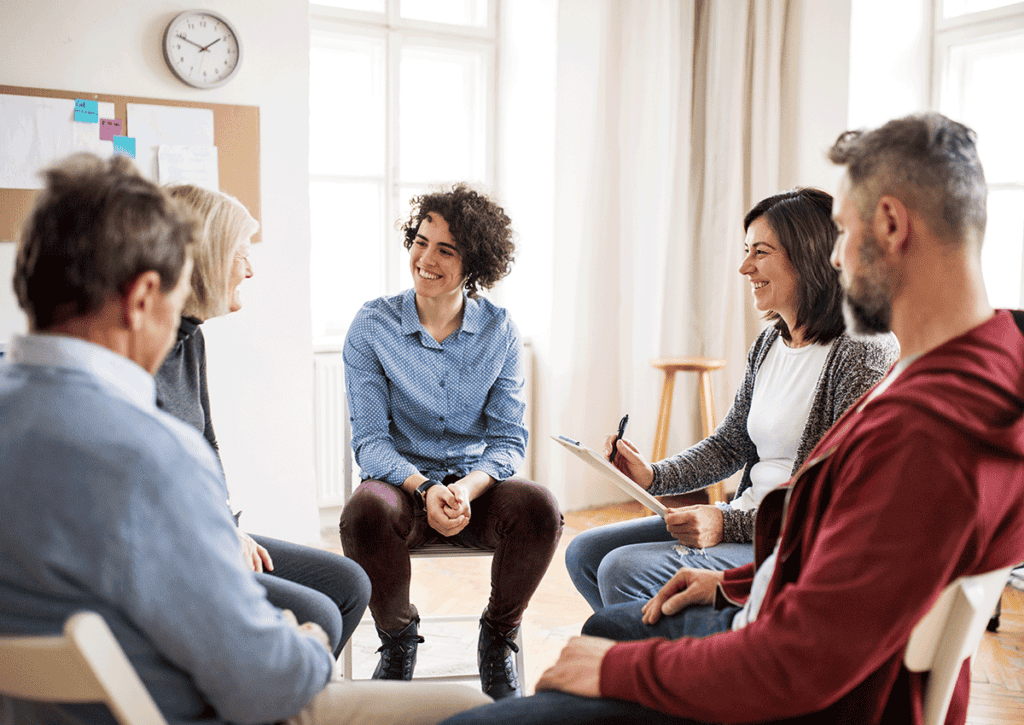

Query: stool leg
[
  {"left": 652, "top": 371, "right": 677, "bottom": 462},
  {"left": 698, "top": 371, "right": 726, "bottom": 505}
]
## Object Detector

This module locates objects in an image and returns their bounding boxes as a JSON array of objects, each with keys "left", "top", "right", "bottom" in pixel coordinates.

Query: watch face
[{"left": 163, "top": 10, "right": 242, "bottom": 89}]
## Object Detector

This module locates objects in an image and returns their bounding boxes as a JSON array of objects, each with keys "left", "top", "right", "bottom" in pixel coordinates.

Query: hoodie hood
[{"left": 872, "top": 310, "right": 1024, "bottom": 458}]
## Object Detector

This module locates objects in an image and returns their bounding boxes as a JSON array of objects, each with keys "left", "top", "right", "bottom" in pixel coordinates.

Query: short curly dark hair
[{"left": 400, "top": 184, "right": 515, "bottom": 298}]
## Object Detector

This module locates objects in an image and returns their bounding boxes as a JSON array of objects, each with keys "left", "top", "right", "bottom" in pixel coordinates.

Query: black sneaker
[
  {"left": 372, "top": 616, "right": 423, "bottom": 680},
  {"left": 478, "top": 616, "right": 522, "bottom": 699}
]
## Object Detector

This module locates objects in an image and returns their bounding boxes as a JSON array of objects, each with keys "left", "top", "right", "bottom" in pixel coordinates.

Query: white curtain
[{"left": 543, "top": 0, "right": 790, "bottom": 511}]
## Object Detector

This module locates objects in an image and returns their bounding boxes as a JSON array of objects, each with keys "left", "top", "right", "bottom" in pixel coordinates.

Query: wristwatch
[{"left": 414, "top": 479, "right": 442, "bottom": 511}]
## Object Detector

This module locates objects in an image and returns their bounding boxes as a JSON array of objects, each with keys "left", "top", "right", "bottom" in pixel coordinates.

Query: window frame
[
  {"left": 309, "top": 0, "right": 500, "bottom": 349},
  {"left": 931, "top": 0, "right": 1024, "bottom": 307}
]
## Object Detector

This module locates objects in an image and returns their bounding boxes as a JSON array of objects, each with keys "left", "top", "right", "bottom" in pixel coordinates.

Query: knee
[
  {"left": 581, "top": 606, "right": 637, "bottom": 640},
  {"left": 503, "top": 481, "right": 563, "bottom": 541},
  {"left": 339, "top": 480, "right": 408, "bottom": 547}
]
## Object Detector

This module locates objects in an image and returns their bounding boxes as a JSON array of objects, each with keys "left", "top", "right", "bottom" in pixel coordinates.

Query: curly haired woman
[{"left": 339, "top": 185, "right": 563, "bottom": 700}]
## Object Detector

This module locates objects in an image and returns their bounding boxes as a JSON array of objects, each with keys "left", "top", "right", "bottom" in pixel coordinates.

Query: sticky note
[
  {"left": 99, "top": 118, "right": 123, "bottom": 141},
  {"left": 112, "top": 136, "right": 136, "bottom": 159},
  {"left": 74, "top": 99, "right": 99, "bottom": 123}
]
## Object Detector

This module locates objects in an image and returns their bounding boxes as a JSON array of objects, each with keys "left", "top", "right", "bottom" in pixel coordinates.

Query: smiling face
[
  {"left": 831, "top": 179, "right": 894, "bottom": 335},
  {"left": 738, "top": 216, "right": 800, "bottom": 324},
  {"left": 409, "top": 213, "right": 465, "bottom": 303},
  {"left": 225, "top": 238, "right": 254, "bottom": 314}
]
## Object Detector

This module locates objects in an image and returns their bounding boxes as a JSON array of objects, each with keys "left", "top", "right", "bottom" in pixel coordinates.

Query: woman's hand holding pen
[{"left": 601, "top": 435, "right": 655, "bottom": 490}]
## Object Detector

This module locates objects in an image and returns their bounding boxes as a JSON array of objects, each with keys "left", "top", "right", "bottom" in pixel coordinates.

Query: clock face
[{"left": 163, "top": 10, "right": 242, "bottom": 89}]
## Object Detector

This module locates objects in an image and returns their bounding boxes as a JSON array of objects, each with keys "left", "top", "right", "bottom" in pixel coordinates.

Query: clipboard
[{"left": 551, "top": 435, "right": 668, "bottom": 518}]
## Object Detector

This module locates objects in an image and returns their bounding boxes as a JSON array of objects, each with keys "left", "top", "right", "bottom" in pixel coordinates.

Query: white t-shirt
[
  {"left": 732, "top": 352, "right": 917, "bottom": 631},
  {"left": 732, "top": 337, "right": 832, "bottom": 512}
]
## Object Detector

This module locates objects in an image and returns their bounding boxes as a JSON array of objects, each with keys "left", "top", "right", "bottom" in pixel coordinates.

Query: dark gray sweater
[
  {"left": 155, "top": 316, "right": 222, "bottom": 470},
  {"left": 648, "top": 328, "right": 900, "bottom": 542}
]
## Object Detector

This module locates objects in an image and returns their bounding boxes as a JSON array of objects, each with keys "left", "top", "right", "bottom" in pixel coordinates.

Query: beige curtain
[{"left": 544, "top": 0, "right": 789, "bottom": 510}]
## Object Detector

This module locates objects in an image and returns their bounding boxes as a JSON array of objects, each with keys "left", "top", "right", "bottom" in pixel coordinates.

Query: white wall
[
  {"left": 780, "top": 0, "right": 853, "bottom": 193},
  {"left": 0, "top": 0, "right": 321, "bottom": 543},
  {"left": 848, "top": 0, "right": 932, "bottom": 128}
]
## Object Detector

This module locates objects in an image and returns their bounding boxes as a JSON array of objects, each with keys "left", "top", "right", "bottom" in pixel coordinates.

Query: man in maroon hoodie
[{"left": 440, "top": 113, "right": 1024, "bottom": 725}]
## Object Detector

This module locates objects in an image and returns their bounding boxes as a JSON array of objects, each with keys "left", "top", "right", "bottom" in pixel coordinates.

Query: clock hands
[
  {"left": 175, "top": 33, "right": 204, "bottom": 50},
  {"left": 176, "top": 33, "right": 224, "bottom": 53}
]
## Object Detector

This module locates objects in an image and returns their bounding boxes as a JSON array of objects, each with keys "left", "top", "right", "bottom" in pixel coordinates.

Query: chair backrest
[
  {"left": 0, "top": 611, "right": 168, "bottom": 725},
  {"left": 904, "top": 565, "right": 1013, "bottom": 725}
]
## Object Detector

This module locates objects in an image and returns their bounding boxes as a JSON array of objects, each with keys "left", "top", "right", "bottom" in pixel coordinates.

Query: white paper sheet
[
  {"left": 127, "top": 104, "right": 215, "bottom": 183},
  {"left": 158, "top": 145, "right": 219, "bottom": 190},
  {"left": 0, "top": 95, "right": 116, "bottom": 189}
]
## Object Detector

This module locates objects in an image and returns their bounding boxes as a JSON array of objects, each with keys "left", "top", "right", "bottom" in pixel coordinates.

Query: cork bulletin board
[{"left": 0, "top": 84, "right": 260, "bottom": 243}]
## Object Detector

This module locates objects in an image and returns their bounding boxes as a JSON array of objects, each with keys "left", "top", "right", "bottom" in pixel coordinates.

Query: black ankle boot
[
  {"left": 372, "top": 616, "right": 423, "bottom": 680},
  {"left": 478, "top": 616, "right": 522, "bottom": 699}
]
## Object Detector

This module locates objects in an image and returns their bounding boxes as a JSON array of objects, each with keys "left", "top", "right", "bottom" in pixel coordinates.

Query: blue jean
[
  {"left": 251, "top": 534, "right": 371, "bottom": 657},
  {"left": 440, "top": 604, "right": 739, "bottom": 725},
  {"left": 565, "top": 514, "right": 754, "bottom": 611}
]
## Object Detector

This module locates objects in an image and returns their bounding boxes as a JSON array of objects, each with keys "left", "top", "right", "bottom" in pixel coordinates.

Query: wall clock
[{"left": 163, "top": 9, "right": 243, "bottom": 89}]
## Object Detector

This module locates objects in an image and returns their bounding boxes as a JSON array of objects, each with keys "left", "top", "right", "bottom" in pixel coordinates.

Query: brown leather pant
[{"left": 339, "top": 477, "right": 563, "bottom": 633}]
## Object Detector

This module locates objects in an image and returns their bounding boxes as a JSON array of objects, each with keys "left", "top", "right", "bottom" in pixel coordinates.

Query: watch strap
[{"left": 415, "top": 479, "right": 442, "bottom": 510}]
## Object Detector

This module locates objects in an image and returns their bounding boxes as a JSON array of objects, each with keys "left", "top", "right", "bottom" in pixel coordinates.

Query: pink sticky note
[{"left": 100, "top": 118, "right": 123, "bottom": 141}]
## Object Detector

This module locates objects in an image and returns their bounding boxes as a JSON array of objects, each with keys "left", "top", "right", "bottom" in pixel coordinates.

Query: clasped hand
[{"left": 425, "top": 482, "right": 471, "bottom": 537}]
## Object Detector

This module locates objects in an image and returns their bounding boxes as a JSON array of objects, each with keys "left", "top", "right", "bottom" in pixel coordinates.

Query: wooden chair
[
  {"left": 0, "top": 611, "right": 167, "bottom": 725},
  {"left": 650, "top": 357, "right": 728, "bottom": 503},
  {"left": 904, "top": 565, "right": 1014, "bottom": 725}
]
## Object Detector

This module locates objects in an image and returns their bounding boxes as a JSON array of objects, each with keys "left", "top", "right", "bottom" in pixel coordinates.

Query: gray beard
[{"left": 842, "top": 293, "right": 892, "bottom": 338}]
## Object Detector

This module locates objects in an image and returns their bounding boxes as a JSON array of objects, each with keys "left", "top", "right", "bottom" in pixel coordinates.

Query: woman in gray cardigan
[{"left": 567, "top": 188, "right": 899, "bottom": 611}]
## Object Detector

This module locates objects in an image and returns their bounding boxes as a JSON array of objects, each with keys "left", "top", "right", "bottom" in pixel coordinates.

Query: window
[
  {"left": 309, "top": 0, "right": 498, "bottom": 346},
  {"left": 934, "top": 1, "right": 1024, "bottom": 308}
]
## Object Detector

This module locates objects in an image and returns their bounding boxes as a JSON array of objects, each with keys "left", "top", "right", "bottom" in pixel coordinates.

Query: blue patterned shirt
[{"left": 344, "top": 289, "right": 528, "bottom": 486}]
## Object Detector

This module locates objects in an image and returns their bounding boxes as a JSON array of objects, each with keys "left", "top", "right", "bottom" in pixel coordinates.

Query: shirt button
[
  {"left": 439, "top": 416, "right": 445, "bottom": 422},
  {"left": 439, "top": 380, "right": 446, "bottom": 387}
]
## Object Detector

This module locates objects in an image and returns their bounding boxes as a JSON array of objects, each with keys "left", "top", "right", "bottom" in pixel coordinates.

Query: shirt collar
[
  {"left": 399, "top": 288, "right": 484, "bottom": 337},
  {"left": 7, "top": 333, "right": 156, "bottom": 410}
]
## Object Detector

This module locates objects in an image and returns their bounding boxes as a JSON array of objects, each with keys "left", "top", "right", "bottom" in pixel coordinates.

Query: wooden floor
[{"left": 327, "top": 500, "right": 1024, "bottom": 722}]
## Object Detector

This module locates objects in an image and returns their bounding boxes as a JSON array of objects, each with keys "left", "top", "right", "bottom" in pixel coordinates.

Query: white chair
[
  {"left": 0, "top": 611, "right": 167, "bottom": 725},
  {"left": 904, "top": 565, "right": 1014, "bottom": 725}
]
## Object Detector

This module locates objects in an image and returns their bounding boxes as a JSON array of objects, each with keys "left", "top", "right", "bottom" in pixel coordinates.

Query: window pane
[
  {"left": 400, "top": 0, "right": 489, "bottom": 27},
  {"left": 399, "top": 45, "right": 488, "bottom": 184},
  {"left": 314, "top": 0, "right": 386, "bottom": 12},
  {"left": 310, "top": 34, "right": 386, "bottom": 176},
  {"left": 943, "top": 0, "right": 1021, "bottom": 18},
  {"left": 943, "top": 32, "right": 1024, "bottom": 185},
  {"left": 310, "top": 181, "right": 386, "bottom": 339},
  {"left": 981, "top": 188, "right": 1024, "bottom": 309}
]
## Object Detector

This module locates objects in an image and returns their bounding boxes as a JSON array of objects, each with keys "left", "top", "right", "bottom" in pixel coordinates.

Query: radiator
[
  {"left": 313, "top": 342, "right": 534, "bottom": 507},
  {"left": 313, "top": 352, "right": 351, "bottom": 507}
]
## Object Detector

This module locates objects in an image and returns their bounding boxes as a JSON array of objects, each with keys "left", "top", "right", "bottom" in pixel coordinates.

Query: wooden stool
[{"left": 650, "top": 357, "right": 728, "bottom": 504}]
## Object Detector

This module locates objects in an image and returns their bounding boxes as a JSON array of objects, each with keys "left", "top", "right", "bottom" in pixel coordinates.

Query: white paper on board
[
  {"left": 0, "top": 95, "right": 116, "bottom": 189},
  {"left": 158, "top": 145, "right": 220, "bottom": 190},
  {"left": 127, "top": 104, "right": 214, "bottom": 183}
]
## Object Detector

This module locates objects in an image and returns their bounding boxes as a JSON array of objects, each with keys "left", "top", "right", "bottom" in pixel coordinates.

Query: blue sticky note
[
  {"left": 112, "top": 136, "right": 136, "bottom": 159},
  {"left": 74, "top": 99, "right": 99, "bottom": 123}
]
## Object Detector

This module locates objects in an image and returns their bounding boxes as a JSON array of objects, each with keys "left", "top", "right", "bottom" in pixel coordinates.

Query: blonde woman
[{"left": 155, "top": 184, "right": 370, "bottom": 657}]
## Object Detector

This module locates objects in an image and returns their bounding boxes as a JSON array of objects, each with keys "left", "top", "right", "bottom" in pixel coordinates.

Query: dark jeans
[
  {"left": 440, "top": 601, "right": 739, "bottom": 725},
  {"left": 251, "top": 534, "right": 371, "bottom": 657},
  {"left": 339, "top": 478, "right": 563, "bottom": 632}
]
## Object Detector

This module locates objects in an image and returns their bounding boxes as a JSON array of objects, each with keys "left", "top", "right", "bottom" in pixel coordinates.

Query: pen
[{"left": 609, "top": 414, "right": 629, "bottom": 463}]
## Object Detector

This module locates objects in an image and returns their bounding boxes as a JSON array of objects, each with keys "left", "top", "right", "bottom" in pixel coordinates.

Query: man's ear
[
  {"left": 122, "top": 270, "right": 162, "bottom": 330},
  {"left": 874, "top": 195, "right": 911, "bottom": 254}
]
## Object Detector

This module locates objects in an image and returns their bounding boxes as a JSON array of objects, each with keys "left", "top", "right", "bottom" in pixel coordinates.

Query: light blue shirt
[
  {"left": 344, "top": 289, "right": 528, "bottom": 486},
  {"left": 0, "top": 334, "right": 331, "bottom": 725}
]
